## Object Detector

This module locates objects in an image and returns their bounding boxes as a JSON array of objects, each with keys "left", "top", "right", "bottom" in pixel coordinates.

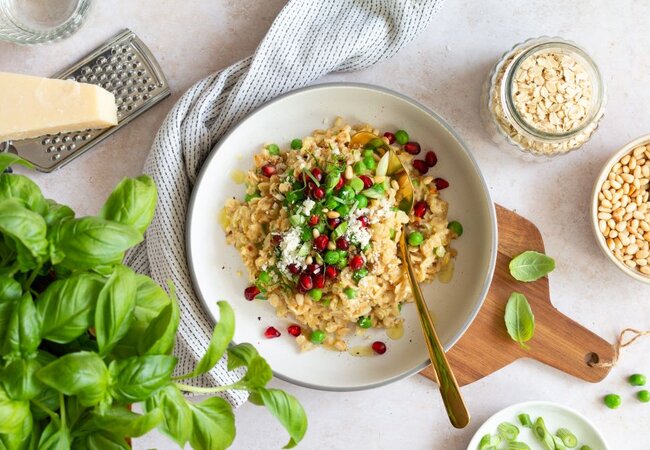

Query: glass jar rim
[{"left": 501, "top": 39, "right": 605, "bottom": 141}]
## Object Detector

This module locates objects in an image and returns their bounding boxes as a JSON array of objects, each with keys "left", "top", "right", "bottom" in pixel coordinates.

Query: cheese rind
[{"left": 0, "top": 72, "right": 118, "bottom": 141}]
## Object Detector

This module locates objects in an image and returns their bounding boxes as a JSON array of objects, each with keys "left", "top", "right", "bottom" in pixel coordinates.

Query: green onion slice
[
  {"left": 556, "top": 428, "right": 578, "bottom": 448},
  {"left": 497, "top": 422, "right": 519, "bottom": 441}
]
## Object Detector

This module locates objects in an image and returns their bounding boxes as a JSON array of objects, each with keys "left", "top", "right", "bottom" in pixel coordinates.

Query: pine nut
[
  {"left": 327, "top": 211, "right": 340, "bottom": 219},
  {"left": 344, "top": 165, "right": 354, "bottom": 180},
  {"left": 312, "top": 228, "right": 320, "bottom": 238},
  {"left": 327, "top": 241, "right": 337, "bottom": 250},
  {"left": 641, "top": 265, "right": 650, "bottom": 275}
]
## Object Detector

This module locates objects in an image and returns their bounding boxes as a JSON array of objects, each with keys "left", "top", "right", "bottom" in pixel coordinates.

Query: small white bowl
[{"left": 591, "top": 134, "right": 650, "bottom": 284}]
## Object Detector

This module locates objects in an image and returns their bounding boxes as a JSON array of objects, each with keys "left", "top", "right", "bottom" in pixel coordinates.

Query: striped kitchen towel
[{"left": 125, "top": 0, "right": 445, "bottom": 406}]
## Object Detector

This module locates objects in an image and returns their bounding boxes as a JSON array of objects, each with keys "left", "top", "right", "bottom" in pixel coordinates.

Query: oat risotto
[{"left": 223, "top": 118, "right": 461, "bottom": 352}]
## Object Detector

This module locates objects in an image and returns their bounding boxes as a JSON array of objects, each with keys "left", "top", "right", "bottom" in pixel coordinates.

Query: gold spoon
[{"left": 351, "top": 132, "right": 470, "bottom": 428}]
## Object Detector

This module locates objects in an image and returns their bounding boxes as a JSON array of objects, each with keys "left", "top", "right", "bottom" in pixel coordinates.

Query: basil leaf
[
  {"left": 504, "top": 292, "right": 535, "bottom": 349},
  {"left": 0, "top": 277, "right": 20, "bottom": 348},
  {"left": 145, "top": 384, "right": 192, "bottom": 447},
  {"left": 50, "top": 217, "right": 142, "bottom": 270},
  {"left": 0, "top": 384, "right": 30, "bottom": 434},
  {"left": 71, "top": 431, "right": 130, "bottom": 450},
  {"left": 249, "top": 387, "right": 308, "bottom": 449},
  {"left": 95, "top": 265, "right": 137, "bottom": 356},
  {"left": 4, "top": 293, "right": 40, "bottom": 358},
  {"left": 0, "top": 199, "right": 48, "bottom": 270},
  {"left": 0, "top": 358, "right": 44, "bottom": 400},
  {"left": 99, "top": 175, "right": 157, "bottom": 235},
  {"left": 91, "top": 406, "right": 163, "bottom": 438},
  {"left": 43, "top": 199, "right": 75, "bottom": 228},
  {"left": 37, "top": 351, "right": 109, "bottom": 407},
  {"left": 181, "top": 300, "right": 234, "bottom": 379},
  {"left": 36, "top": 273, "right": 105, "bottom": 344},
  {"left": 31, "top": 351, "right": 59, "bottom": 421},
  {"left": 0, "top": 406, "right": 33, "bottom": 450},
  {"left": 509, "top": 251, "right": 556, "bottom": 282},
  {"left": 0, "top": 154, "right": 32, "bottom": 173},
  {"left": 188, "top": 397, "right": 235, "bottom": 450},
  {"left": 38, "top": 420, "right": 71, "bottom": 450},
  {"left": 138, "top": 300, "right": 178, "bottom": 356},
  {"left": 227, "top": 342, "right": 273, "bottom": 390},
  {"left": 109, "top": 355, "right": 176, "bottom": 403},
  {"left": 0, "top": 173, "right": 48, "bottom": 215}
]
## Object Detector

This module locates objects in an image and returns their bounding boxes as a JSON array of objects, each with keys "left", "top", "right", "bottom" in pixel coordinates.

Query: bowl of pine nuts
[{"left": 592, "top": 135, "right": 650, "bottom": 283}]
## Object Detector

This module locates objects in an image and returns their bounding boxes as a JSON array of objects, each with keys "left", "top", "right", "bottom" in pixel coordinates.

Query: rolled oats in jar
[{"left": 481, "top": 37, "right": 606, "bottom": 159}]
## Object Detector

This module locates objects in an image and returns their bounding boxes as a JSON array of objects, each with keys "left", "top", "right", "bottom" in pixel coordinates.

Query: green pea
[
  {"left": 362, "top": 149, "right": 375, "bottom": 159},
  {"left": 309, "top": 288, "right": 323, "bottom": 302},
  {"left": 363, "top": 156, "right": 377, "bottom": 171},
  {"left": 408, "top": 231, "right": 424, "bottom": 246},
  {"left": 336, "top": 256, "right": 348, "bottom": 270},
  {"left": 310, "top": 330, "right": 325, "bottom": 344},
  {"left": 369, "top": 137, "right": 385, "bottom": 149},
  {"left": 344, "top": 287, "right": 357, "bottom": 299},
  {"left": 355, "top": 194, "right": 368, "bottom": 209},
  {"left": 257, "top": 271, "right": 271, "bottom": 285},
  {"left": 395, "top": 129, "right": 409, "bottom": 145},
  {"left": 389, "top": 228, "right": 396, "bottom": 240},
  {"left": 337, "top": 249, "right": 348, "bottom": 259},
  {"left": 603, "top": 394, "right": 621, "bottom": 409},
  {"left": 353, "top": 160, "right": 367, "bottom": 175},
  {"left": 266, "top": 143, "right": 280, "bottom": 155},
  {"left": 357, "top": 316, "right": 372, "bottom": 329},
  {"left": 637, "top": 390, "right": 650, "bottom": 403},
  {"left": 629, "top": 374, "right": 647, "bottom": 386},
  {"left": 290, "top": 139, "right": 303, "bottom": 150},
  {"left": 339, "top": 186, "right": 356, "bottom": 203},
  {"left": 325, "top": 197, "right": 338, "bottom": 210},
  {"left": 321, "top": 298, "right": 331, "bottom": 307},
  {"left": 335, "top": 204, "right": 351, "bottom": 217},
  {"left": 349, "top": 177, "right": 365, "bottom": 193},
  {"left": 353, "top": 268, "right": 368, "bottom": 282},
  {"left": 448, "top": 220, "right": 463, "bottom": 237},
  {"left": 324, "top": 250, "right": 340, "bottom": 265},
  {"left": 245, "top": 192, "right": 261, "bottom": 202}
]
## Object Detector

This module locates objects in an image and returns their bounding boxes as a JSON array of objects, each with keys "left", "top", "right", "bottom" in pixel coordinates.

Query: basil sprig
[{"left": 0, "top": 157, "right": 307, "bottom": 449}]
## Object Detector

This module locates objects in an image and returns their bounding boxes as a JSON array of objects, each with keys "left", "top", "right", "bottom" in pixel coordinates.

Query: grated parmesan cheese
[
  {"left": 346, "top": 207, "right": 372, "bottom": 248},
  {"left": 299, "top": 199, "right": 316, "bottom": 216},
  {"left": 277, "top": 227, "right": 307, "bottom": 275}
]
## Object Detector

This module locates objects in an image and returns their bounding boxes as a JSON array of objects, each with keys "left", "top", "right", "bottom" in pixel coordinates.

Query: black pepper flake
[{"left": 257, "top": 316, "right": 261, "bottom": 321}]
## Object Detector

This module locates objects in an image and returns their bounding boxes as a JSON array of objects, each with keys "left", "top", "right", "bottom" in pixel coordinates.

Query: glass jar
[
  {"left": 0, "top": 0, "right": 93, "bottom": 45},
  {"left": 481, "top": 37, "right": 606, "bottom": 160}
]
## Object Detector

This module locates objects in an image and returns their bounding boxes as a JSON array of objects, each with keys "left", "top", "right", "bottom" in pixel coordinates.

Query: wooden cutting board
[{"left": 420, "top": 205, "right": 616, "bottom": 386}]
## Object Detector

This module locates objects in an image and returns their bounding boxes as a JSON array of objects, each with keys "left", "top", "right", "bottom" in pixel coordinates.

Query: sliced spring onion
[
  {"left": 244, "top": 192, "right": 261, "bottom": 202},
  {"left": 507, "top": 443, "right": 531, "bottom": 450},
  {"left": 297, "top": 242, "right": 310, "bottom": 257},
  {"left": 497, "top": 422, "right": 519, "bottom": 441},
  {"left": 435, "top": 246, "right": 446, "bottom": 258},
  {"left": 556, "top": 428, "right": 578, "bottom": 448},
  {"left": 478, "top": 434, "right": 501, "bottom": 450},
  {"left": 304, "top": 169, "right": 321, "bottom": 187},
  {"left": 552, "top": 436, "right": 567, "bottom": 450},
  {"left": 376, "top": 152, "right": 390, "bottom": 177},
  {"left": 324, "top": 172, "right": 341, "bottom": 190},
  {"left": 389, "top": 228, "right": 396, "bottom": 240},
  {"left": 532, "top": 417, "right": 555, "bottom": 450},
  {"left": 331, "top": 221, "right": 348, "bottom": 240},
  {"left": 289, "top": 214, "right": 305, "bottom": 227},
  {"left": 350, "top": 177, "right": 365, "bottom": 193},
  {"left": 517, "top": 413, "right": 532, "bottom": 428},
  {"left": 579, "top": 446, "right": 592, "bottom": 450}
]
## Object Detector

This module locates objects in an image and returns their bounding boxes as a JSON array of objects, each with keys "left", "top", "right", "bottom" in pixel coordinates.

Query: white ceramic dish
[
  {"left": 591, "top": 134, "right": 650, "bottom": 284},
  {"left": 467, "top": 401, "right": 609, "bottom": 450},
  {"left": 187, "top": 83, "right": 497, "bottom": 391}
]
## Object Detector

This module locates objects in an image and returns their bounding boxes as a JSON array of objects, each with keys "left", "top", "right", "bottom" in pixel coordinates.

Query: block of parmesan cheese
[{"left": 0, "top": 72, "right": 118, "bottom": 141}]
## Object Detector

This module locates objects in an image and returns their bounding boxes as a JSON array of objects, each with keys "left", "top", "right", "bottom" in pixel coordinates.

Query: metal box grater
[{"left": 1, "top": 29, "right": 171, "bottom": 172}]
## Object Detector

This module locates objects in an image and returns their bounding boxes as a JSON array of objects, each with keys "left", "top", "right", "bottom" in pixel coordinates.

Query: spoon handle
[{"left": 400, "top": 235, "right": 471, "bottom": 429}]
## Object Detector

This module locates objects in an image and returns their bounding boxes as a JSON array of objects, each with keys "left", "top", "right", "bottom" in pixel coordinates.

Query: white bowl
[
  {"left": 467, "top": 401, "right": 609, "bottom": 450},
  {"left": 187, "top": 83, "right": 497, "bottom": 390},
  {"left": 591, "top": 134, "right": 650, "bottom": 284}
]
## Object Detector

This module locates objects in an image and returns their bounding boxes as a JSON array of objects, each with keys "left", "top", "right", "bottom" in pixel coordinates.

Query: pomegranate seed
[
  {"left": 297, "top": 284, "right": 308, "bottom": 294},
  {"left": 311, "top": 167, "right": 323, "bottom": 182},
  {"left": 325, "top": 266, "right": 338, "bottom": 279},
  {"left": 359, "top": 175, "right": 374, "bottom": 189},
  {"left": 425, "top": 151, "right": 437, "bottom": 167},
  {"left": 244, "top": 286, "right": 260, "bottom": 301},
  {"left": 404, "top": 141, "right": 421, "bottom": 155},
  {"left": 306, "top": 264, "right": 322, "bottom": 275},
  {"left": 383, "top": 131, "right": 396, "bottom": 144},
  {"left": 335, "top": 176, "right": 345, "bottom": 190},
  {"left": 314, "top": 235, "right": 329, "bottom": 252},
  {"left": 371, "top": 341, "right": 387, "bottom": 355},
  {"left": 313, "top": 273, "right": 325, "bottom": 289},
  {"left": 414, "top": 201, "right": 428, "bottom": 218},
  {"left": 288, "top": 264, "right": 300, "bottom": 274},
  {"left": 307, "top": 180, "right": 317, "bottom": 192},
  {"left": 264, "top": 326, "right": 281, "bottom": 339},
  {"left": 412, "top": 159, "right": 428, "bottom": 174},
  {"left": 327, "top": 217, "right": 342, "bottom": 229},
  {"left": 357, "top": 216, "right": 369, "bottom": 228},
  {"left": 312, "top": 187, "right": 325, "bottom": 200},
  {"left": 261, "top": 164, "right": 276, "bottom": 177},
  {"left": 287, "top": 325, "right": 301, "bottom": 337},
  {"left": 349, "top": 255, "right": 364, "bottom": 271},
  {"left": 308, "top": 215, "right": 319, "bottom": 226},
  {"left": 271, "top": 234, "right": 283, "bottom": 246},
  {"left": 434, "top": 177, "right": 449, "bottom": 190},
  {"left": 336, "top": 237, "right": 349, "bottom": 250},
  {"left": 299, "top": 274, "right": 313, "bottom": 290}
]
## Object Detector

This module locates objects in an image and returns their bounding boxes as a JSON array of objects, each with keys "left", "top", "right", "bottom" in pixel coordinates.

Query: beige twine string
[{"left": 589, "top": 328, "right": 650, "bottom": 369}]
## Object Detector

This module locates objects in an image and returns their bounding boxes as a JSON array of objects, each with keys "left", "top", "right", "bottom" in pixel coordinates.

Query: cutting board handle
[{"left": 528, "top": 299, "right": 616, "bottom": 383}]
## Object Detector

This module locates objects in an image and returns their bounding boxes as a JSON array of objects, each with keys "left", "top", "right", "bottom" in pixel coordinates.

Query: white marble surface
[{"left": 2, "top": 1, "right": 649, "bottom": 448}]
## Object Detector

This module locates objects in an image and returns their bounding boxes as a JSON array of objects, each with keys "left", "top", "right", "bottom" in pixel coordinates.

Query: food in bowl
[
  {"left": 222, "top": 118, "right": 459, "bottom": 351},
  {"left": 596, "top": 143, "right": 650, "bottom": 277}
]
